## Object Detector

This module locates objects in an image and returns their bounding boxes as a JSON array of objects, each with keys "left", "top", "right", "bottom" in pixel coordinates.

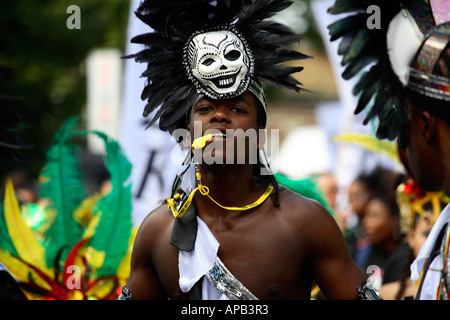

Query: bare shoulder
[
  {"left": 133, "top": 202, "right": 174, "bottom": 256},
  {"left": 127, "top": 202, "right": 176, "bottom": 299},
  {"left": 276, "top": 186, "right": 340, "bottom": 240},
  {"left": 139, "top": 202, "right": 174, "bottom": 232},
  {"left": 277, "top": 185, "right": 334, "bottom": 223}
]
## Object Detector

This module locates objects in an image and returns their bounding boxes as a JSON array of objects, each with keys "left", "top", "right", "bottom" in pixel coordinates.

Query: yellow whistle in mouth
[{"left": 192, "top": 134, "right": 213, "bottom": 149}]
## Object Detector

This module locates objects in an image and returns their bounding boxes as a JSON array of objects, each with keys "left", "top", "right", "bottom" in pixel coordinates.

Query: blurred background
[
  {"left": 1, "top": 0, "right": 129, "bottom": 175},
  {"left": 3, "top": 0, "right": 428, "bottom": 300},
  {"left": 0, "top": 0, "right": 402, "bottom": 224}
]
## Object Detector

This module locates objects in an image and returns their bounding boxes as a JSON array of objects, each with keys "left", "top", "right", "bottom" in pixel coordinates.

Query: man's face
[
  {"left": 188, "top": 91, "right": 263, "bottom": 165},
  {"left": 407, "top": 215, "right": 432, "bottom": 257},
  {"left": 348, "top": 180, "right": 371, "bottom": 218},
  {"left": 405, "top": 100, "right": 442, "bottom": 191},
  {"left": 362, "top": 198, "right": 398, "bottom": 245}
]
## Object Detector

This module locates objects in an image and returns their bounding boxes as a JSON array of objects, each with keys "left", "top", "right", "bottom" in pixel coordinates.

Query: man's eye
[
  {"left": 231, "top": 106, "right": 246, "bottom": 113},
  {"left": 197, "top": 106, "right": 213, "bottom": 112}
]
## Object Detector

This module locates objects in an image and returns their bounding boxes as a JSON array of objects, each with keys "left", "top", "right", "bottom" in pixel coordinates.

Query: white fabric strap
[
  {"left": 178, "top": 216, "right": 257, "bottom": 300},
  {"left": 178, "top": 217, "right": 219, "bottom": 293}
]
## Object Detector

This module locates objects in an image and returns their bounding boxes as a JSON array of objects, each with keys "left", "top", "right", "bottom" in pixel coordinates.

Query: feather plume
[
  {"left": 0, "top": 249, "right": 52, "bottom": 294},
  {"left": 332, "top": 133, "right": 400, "bottom": 163},
  {"left": 38, "top": 116, "right": 86, "bottom": 267},
  {"left": 0, "top": 205, "right": 18, "bottom": 257},
  {"left": 327, "top": 1, "right": 408, "bottom": 141},
  {"left": 81, "top": 130, "right": 132, "bottom": 277},
  {"left": 62, "top": 237, "right": 90, "bottom": 286},
  {"left": 0, "top": 117, "right": 134, "bottom": 299},
  {"left": 3, "top": 179, "right": 48, "bottom": 269},
  {"left": 15, "top": 257, "right": 69, "bottom": 299},
  {"left": 237, "top": 0, "right": 291, "bottom": 27},
  {"left": 327, "top": 0, "right": 368, "bottom": 14}
]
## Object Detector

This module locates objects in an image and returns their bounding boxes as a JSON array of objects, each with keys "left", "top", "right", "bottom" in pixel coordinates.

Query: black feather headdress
[
  {"left": 328, "top": 1, "right": 406, "bottom": 142},
  {"left": 327, "top": 0, "right": 447, "bottom": 146},
  {"left": 128, "top": 0, "right": 310, "bottom": 133}
]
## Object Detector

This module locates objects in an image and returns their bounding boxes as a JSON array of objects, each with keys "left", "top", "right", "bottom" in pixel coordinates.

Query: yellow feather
[
  {"left": 0, "top": 249, "right": 32, "bottom": 283},
  {"left": 85, "top": 246, "right": 106, "bottom": 270},
  {"left": 85, "top": 280, "right": 116, "bottom": 299},
  {"left": 116, "top": 226, "right": 138, "bottom": 285},
  {"left": 0, "top": 249, "right": 52, "bottom": 292},
  {"left": 81, "top": 211, "right": 105, "bottom": 269},
  {"left": 3, "top": 179, "right": 48, "bottom": 271},
  {"left": 332, "top": 133, "right": 400, "bottom": 163}
]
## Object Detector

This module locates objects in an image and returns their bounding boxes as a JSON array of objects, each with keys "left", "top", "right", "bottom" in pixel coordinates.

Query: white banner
[
  {"left": 86, "top": 49, "right": 122, "bottom": 154},
  {"left": 119, "top": 0, "right": 179, "bottom": 225}
]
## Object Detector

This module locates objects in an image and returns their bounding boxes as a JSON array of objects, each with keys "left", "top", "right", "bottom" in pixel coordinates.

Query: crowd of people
[{"left": 311, "top": 161, "right": 450, "bottom": 300}]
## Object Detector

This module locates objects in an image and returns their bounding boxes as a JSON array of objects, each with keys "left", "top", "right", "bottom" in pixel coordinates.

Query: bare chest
[
  {"left": 212, "top": 225, "right": 312, "bottom": 299},
  {"left": 156, "top": 215, "right": 313, "bottom": 299}
]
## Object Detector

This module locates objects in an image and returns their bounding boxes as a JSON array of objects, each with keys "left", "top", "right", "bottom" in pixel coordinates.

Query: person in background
[
  {"left": 346, "top": 167, "right": 406, "bottom": 271},
  {"left": 1, "top": 169, "right": 38, "bottom": 204},
  {"left": 380, "top": 180, "right": 449, "bottom": 299},
  {"left": 315, "top": 173, "right": 339, "bottom": 213},
  {"left": 361, "top": 191, "right": 409, "bottom": 286},
  {"left": 344, "top": 168, "right": 383, "bottom": 264}
]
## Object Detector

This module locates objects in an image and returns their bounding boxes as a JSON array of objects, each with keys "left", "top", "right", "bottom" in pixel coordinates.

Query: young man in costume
[
  {"left": 328, "top": 0, "right": 450, "bottom": 299},
  {"left": 120, "top": 0, "right": 375, "bottom": 300}
]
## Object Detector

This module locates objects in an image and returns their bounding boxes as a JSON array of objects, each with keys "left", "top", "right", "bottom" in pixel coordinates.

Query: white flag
[{"left": 119, "top": 0, "right": 179, "bottom": 225}]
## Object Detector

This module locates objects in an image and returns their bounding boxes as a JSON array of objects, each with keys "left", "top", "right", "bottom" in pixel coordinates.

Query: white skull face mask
[{"left": 184, "top": 29, "right": 253, "bottom": 99}]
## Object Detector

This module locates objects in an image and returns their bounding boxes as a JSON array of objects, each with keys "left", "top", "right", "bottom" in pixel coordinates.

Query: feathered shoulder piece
[
  {"left": 128, "top": 0, "right": 310, "bottom": 133},
  {"left": 327, "top": 0, "right": 445, "bottom": 145}
]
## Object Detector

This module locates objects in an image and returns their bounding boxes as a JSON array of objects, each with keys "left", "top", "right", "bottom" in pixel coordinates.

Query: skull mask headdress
[
  {"left": 127, "top": 0, "right": 310, "bottom": 134},
  {"left": 185, "top": 28, "right": 254, "bottom": 99}
]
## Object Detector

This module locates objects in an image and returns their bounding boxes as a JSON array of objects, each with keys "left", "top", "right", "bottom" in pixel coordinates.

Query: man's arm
[
  {"left": 306, "top": 203, "right": 370, "bottom": 299},
  {"left": 123, "top": 207, "right": 168, "bottom": 300}
]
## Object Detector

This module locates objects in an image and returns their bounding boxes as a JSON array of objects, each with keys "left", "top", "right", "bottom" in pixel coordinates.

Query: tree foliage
[{"left": 0, "top": 0, "right": 130, "bottom": 177}]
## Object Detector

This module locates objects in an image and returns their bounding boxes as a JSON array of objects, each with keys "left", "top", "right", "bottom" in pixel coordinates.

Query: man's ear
[{"left": 421, "top": 110, "right": 437, "bottom": 144}]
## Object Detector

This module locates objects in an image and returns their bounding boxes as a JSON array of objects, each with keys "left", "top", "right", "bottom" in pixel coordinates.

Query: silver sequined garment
[{"left": 206, "top": 257, "right": 258, "bottom": 300}]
